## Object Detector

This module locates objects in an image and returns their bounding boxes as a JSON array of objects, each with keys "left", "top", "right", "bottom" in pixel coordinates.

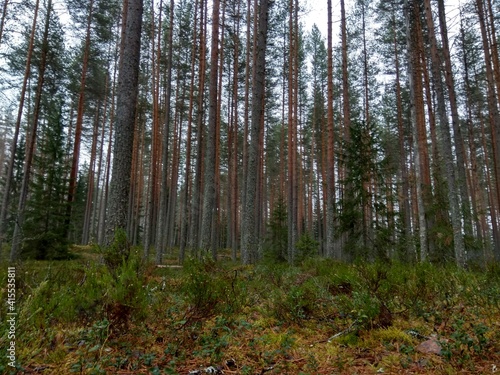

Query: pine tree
[
  {"left": 242, "top": 0, "right": 270, "bottom": 264},
  {"left": 10, "top": 0, "right": 54, "bottom": 261},
  {"left": 264, "top": 195, "right": 287, "bottom": 262},
  {"left": 0, "top": 0, "right": 40, "bottom": 253},
  {"left": 23, "top": 95, "right": 71, "bottom": 259},
  {"left": 200, "top": 0, "right": 221, "bottom": 255},
  {"left": 105, "top": 0, "right": 143, "bottom": 243}
]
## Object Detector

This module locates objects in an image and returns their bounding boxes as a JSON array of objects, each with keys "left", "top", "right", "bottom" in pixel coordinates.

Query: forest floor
[{"left": 0, "top": 246, "right": 499, "bottom": 374}]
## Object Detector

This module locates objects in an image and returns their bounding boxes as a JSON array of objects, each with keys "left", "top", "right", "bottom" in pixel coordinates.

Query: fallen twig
[
  {"left": 327, "top": 319, "right": 360, "bottom": 342},
  {"left": 309, "top": 319, "right": 361, "bottom": 346}
]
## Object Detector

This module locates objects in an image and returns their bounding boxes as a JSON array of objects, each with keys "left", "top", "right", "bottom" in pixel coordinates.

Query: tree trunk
[
  {"left": 153, "top": 0, "right": 174, "bottom": 262},
  {"left": 189, "top": 0, "right": 207, "bottom": 253},
  {"left": 242, "top": 0, "right": 269, "bottom": 264},
  {"left": 392, "top": 3, "right": 413, "bottom": 260},
  {"left": 476, "top": 0, "right": 500, "bottom": 261},
  {"left": 0, "top": 0, "right": 39, "bottom": 253},
  {"left": 65, "top": 0, "right": 94, "bottom": 240},
  {"left": 10, "top": 0, "right": 52, "bottom": 261},
  {"left": 485, "top": 0, "right": 500, "bottom": 111},
  {"left": 105, "top": 0, "right": 143, "bottom": 243},
  {"left": 423, "top": 0, "right": 465, "bottom": 266},
  {"left": 437, "top": 0, "right": 473, "bottom": 244},
  {"left": 166, "top": 84, "right": 183, "bottom": 252},
  {"left": 461, "top": 16, "right": 495, "bottom": 258},
  {"left": 405, "top": 0, "right": 430, "bottom": 262},
  {"left": 82, "top": 105, "right": 101, "bottom": 244},
  {"left": 93, "top": 62, "right": 111, "bottom": 243},
  {"left": 326, "top": 0, "right": 336, "bottom": 259},
  {"left": 179, "top": 0, "right": 199, "bottom": 263},
  {"left": 143, "top": 0, "right": 162, "bottom": 258},
  {"left": 200, "top": 0, "right": 220, "bottom": 252},
  {"left": 241, "top": 0, "right": 252, "bottom": 253},
  {"left": 98, "top": 41, "right": 119, "bottom": 246},
  {"left": 0, "top": 0, "right": 9, "bottom": 45},
  {"left": 287, "top": 0, "right": 296, "bottom": 263},
  {"left": 228, "top": 0, "right": 240, "bottom": 260},
  {"left": 339, "top": 0, "right": 351, "bottom": 256}
]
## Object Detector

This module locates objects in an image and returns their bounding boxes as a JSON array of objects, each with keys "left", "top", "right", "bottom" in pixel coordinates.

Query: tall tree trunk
[
  {"left": 98, "top": 39, "right": 119, "bottom": 246},
  {"left": 360, "top": 0, "right": 371, "bottom": 252},
  {"left": 154, "top": 0, "right": 174, "bottom": 263},
  {"left": 189, "top": 0, "right": 207, "bottom": 253},
  {"left": 292, "top": 0, "right": 299, "bottom": 252},
  {"left": 65, "top": 0, "right": 94, "bottom": 240},
  {"left": 479, "top": 111, "right": 500, "bottom": 260},
  {"left": 461, "top": 16, "right": 496, "bottom": 258},
  {"left": 437, "top": 0, "right": 474, "bottom": 244},
  {"left": 287, "top": 0, "right": 296, "bottom": 263},
  {"left": 392, "top": 2, "right": 413, "bottom": 260},
  {"left": 10, "top": 0, "right": 52, "bottom": 261},
  {"left": 0, "top": 0, "right": 9, "bottom": 45},
  {"left": 339, "top": 0, "right": 351, "bottom": 256},
  {"left": 405, "top": 0, "right": 430, "bottom": 262},
  {"left": 82, "top": 105, "right": 101, "bottom": 244},
  {"left": 241, "top": 0, "right": 252, "bottom": 250},
  {"left": 420, "top": 41, "right": 444, "bottom": 252},
  {"left": 0, "top": 0, "right": 39, "bottom": 253},
  {"left": 476, "top": 0, "right": 500, "bottom": 261},
  {"left": 143, "top": 0, "right": 163, "bottom": 258},
  {"left": 166, "top": 85, "right": 184, "bottom": 252},
  {"left": 129, "top": 110, "right": 144, "bottom": 245},
  {"left": 485, "top": 0, "right": 500, "bottom": 110},
  {"left": 423, "top": 0, "right": 465, "bottom": 266},
  {"left": 242, "top": 0, "right": 268, "bottom": 264},
  {"left": 200, "top": 0, "right": 220, "bottom": 253},
  {"left": 227, "top": 0, "right": 240, "bottom": 261},
  {"left": 179, "top": 0, "right": 199, "bottom": 263},
  {"left": 105, "top": 0, "right": 143, "bottom": 243},
  {"left": 93, "top": 88, "right": 109, "bottom": 242},
  {"left": 326, "top": 0, "right": 336, "bottom": 259}
]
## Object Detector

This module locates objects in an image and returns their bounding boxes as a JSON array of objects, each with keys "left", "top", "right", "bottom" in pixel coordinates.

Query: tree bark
[
  {"left": 189, "top": 0, "right": 207, "bottom": 253},
  {"left": 326, "top": 0, "right": 336, "bottom": 259},
  {"left": 242, "top": 0, "right": 269, "bottom": 264},
  {"left": 105, "top": 0, "right": 143, "bottom": 244},
  {"left": 200, "top": 0, "right": 220, "bottom": 253},
  {"left": 405, "top": 0, "right": 430, "bottom": 262}
]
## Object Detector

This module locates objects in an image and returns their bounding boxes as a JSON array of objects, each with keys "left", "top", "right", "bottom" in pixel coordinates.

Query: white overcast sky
[{"left": 303, "top": 0, "right": 463, "bottom": 42}]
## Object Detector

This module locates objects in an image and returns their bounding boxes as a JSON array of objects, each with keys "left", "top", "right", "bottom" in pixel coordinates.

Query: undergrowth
[{"left": 0, "top": 252, "right": 499, "bottom": 374}]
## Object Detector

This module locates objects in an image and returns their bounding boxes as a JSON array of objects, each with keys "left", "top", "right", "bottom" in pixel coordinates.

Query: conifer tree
[{"left": 11, "top": 0, "right": 54, "bottom": 261}]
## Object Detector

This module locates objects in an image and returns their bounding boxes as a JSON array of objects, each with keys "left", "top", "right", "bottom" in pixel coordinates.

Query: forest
[
  {"left": 0, "top": 0, "right": 500, "bottom": 373},
  {"left": 0, "top": 0, "right": 500, "bottom": 266}
]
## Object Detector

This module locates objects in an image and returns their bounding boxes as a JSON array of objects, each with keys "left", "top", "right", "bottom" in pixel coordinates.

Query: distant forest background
[{"left": 0, "top": 0, "right": 499, "bottom": 267}]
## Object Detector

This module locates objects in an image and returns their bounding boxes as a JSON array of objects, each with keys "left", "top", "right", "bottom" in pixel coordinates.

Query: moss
[{"left": 369, "top": 327, "right": 414, "bottom": 345}]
